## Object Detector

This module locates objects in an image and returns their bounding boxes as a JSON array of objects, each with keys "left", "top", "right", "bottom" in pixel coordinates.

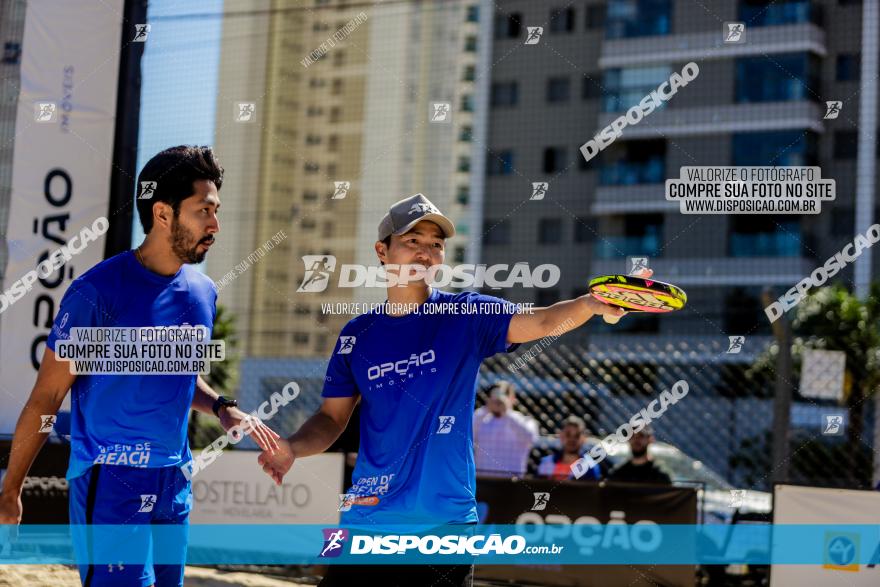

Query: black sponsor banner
[
  {"left": 476, "top": 476, "right": 697, "bottom": 587},
  {"left": 0, "top": 440, "right": 70, "bottom": 523}
]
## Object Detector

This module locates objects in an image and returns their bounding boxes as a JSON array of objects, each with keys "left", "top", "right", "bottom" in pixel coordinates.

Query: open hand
[
  {"left": 219, "top": 407, "right": 281, "bottom": 453},
  {"left": 257, "top": 441, "right": 296, "bottom": 486},
  {"left": 0, "top": 493, "right": 22, "bottom": 525}
]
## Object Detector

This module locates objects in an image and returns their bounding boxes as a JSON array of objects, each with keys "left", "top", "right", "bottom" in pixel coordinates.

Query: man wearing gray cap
[{"left": 259, "top": 193, "right": 634, "bottom": 586}]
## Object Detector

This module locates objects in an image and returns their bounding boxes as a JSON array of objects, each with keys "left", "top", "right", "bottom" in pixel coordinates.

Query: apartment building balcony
[
  {"left": 590, "top": 256, "right": 816, "bottom": 286},
  {"left": 599, "top": 23, "right": 826, "bottom": 69},
  {"left": 595, "top": 100, "right": 824, "bottom": 139}
]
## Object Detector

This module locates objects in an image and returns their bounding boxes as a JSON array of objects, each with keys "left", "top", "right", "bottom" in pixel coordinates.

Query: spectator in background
[
  {"left": 538, "top": 416, "right": 600, "bottom": 481},
  {"left": 473, "top": 381, "right": 539, "bottom": 477},
  {"left": 607, "top": 425, "right": 672, "bottom": 484}
]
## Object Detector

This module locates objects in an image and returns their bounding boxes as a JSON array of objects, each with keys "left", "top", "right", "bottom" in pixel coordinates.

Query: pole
[
  {"left": 103, "top": 0, "right": 147, "bottom": 258},
  {"left": 763, "top": 288, "right": 792, "bottom": 484}
]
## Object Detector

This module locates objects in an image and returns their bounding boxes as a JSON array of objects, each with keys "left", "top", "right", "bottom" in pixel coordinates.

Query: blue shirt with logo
[
  {"left": 323, "top": 288, "right": 519, "bottom": 525},
  {"left": 46, "top": 250, "right": 217, "bottom": 480}
]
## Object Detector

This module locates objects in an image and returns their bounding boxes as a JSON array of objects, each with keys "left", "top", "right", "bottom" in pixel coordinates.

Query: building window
[
  {"left": 463, "top": 65, "right": 476, "bottom": 82},
  {"left": 585, "top": 4, "right": 606, "bottom": 29},
  {"left": 837, "top": 54, "right": 861, "bottom": 81},
  {"left": 466, "top": 5, "right": 479, "bottom": 22},
  {"left": 304, "top": 162, "right": 320, "bottom": 174},
  {"left": 3, "top": 42, "right": 22, "bottom": 64},
  {"left": 603, "top": 66, "right": 672, "bottom": 112},
  {"left": 732, "top": 131, "right": 817, "bottom": 166},
  {"left": 458, "top": 156, "right": 471, "bottom": 172},
  {"left": 607, "top": 0, "right": 671, "bottom": 38},
  {"left": 834, "top": 130, "right": 858, "bottom": 159},
  {"left": 491, "top": 81, "right": 518, "bottom": 107},
  {"left": 550, "top": 7, "right": 575, "bottom": 33},
  {"left": 831, "top": 207, "right": 853, "bottom": 237},
  {"left": 494, "top": 12, "right": 522, "bottom": 39},
  {"left": 459, "top": 125, "right": 473, "bottom": 142},
  {"left": 543, "top": 147, "right": 567, "bottom": 174},
  {"left": 739, "top": 0, "right": 819, "bottom": 26},
  {"left": 484, "top": 219, "right": 511, "bottom": 245},
  {"left": 333, "top": 51, "right": 345, "bottom": 65},
  {"left": 328, "top": 135, "right": 339, "bottom": 152},
  {"left": 303, "top": 191, "right": 319, "bottom": 201},
  {"left": 546, "top": 77, "right": 571, "bottom": 103},
  {"left": 329, "top": 107, "right": 342, "bottom": 123},
  {"left": 305, "top": 134, "right": 322, "bottom": 145},
  {"left": 461, "top": 94, "right": 475, "bottom": 112},
  {"left": 595, "top": 214, "right": 663, "bottom": 258},
  {"left": 488, "top": 150, "right": 515, "bottom": 175},
  {"left": 600, "top": 139, "right": 665, "bottom": 185},
  {"left": 735, "top": 53, "right": 818, "bottom": 103},
  {"left": 582, "top": 75, "right": 602, "bottom": 100},
  {"left": 464, "top": 36, "right": 478, "bottom": 52},
  {"left": 457, "top": 185, "right": 470, "bottom": 205},
  {"left": 538, "top": 218, "right": 563, "bottom": 244},
  {"left": 454, "top": 246, "right": 466, "bottom": 263},
  {"left": 293, "top": 332, "right": 310, "bottom": 344},
  {"left": 332, "top": 78, "right": 343, "bottom": 94},
  {"left": 574, "top": 217, "right": 596, "bottom": 243},
  {"left": 728, "top": 217, "right": 801, "bottom": 257}
]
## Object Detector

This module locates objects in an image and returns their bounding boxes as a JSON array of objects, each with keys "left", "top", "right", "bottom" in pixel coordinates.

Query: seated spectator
[
  {"left": 473, "top": 381, "right": 539, "bottom": 477},
  {"left": 607, "top": 425, "right": 672, "bottom": 484},
  {"left": 538, "top": 416, "right": 601, "bottom": 481}
]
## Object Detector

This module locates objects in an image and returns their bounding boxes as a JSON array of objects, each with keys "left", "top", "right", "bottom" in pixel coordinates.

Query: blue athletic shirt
[
  {"left": 46, "top": 250, "right": 217, "bottom": 480},
  {"left": 323, "top": 288, "right": 519, "bottom": 526}
]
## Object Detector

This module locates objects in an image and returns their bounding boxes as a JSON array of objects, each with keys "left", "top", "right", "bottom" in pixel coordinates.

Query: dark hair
[
  {"left": 562, "top": 415, "right": 586, "bottom": 434},
  {"left": 488, "top": 381, "right": 516, "bottom": 397},
  {"left": 136, "top": 145, "right": 224, "bottom": 233}
]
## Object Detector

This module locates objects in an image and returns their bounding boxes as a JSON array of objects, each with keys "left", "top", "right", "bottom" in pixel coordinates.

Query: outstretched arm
[
  {"left": 191, "top": 375, "right": 281, "bottom": 453},
  {"left": 258, "top": 395, "right": 359, "bottom": 485},
  {"left": 507, "top": 269, "right": 652, "bottom": 344}
]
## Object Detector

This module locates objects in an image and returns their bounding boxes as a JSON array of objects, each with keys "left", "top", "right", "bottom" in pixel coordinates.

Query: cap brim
[{"left": 393, "top": 213, "right": 455, "bottom": 239}]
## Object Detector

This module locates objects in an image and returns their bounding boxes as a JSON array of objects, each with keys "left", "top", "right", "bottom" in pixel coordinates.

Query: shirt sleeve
[
  {"left": 46, "top": 280, "right": 103, "bottom": 352},
  {"left": 466, "top": 292, "right": 521, "bottom": 358},
  {"left": 321, "top": 334, "right": 358, "bottom": 398},
  {"left": 509, "top": 411, "right": 539, "bottom": 444}
]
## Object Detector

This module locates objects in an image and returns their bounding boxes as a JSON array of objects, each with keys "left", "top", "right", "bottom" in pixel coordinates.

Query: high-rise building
[
  {"left": 211, "top": 0, "right": 483, "bottom": 359},
  {"left": 481, "top": 0, "right": 873, "bottom": 345}
]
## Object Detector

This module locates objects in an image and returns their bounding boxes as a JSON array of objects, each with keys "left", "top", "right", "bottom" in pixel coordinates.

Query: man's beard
[
  {"left": 631, "top": 446, "right": 648, "bottom": 458},
  {"left": 171, "top": 217, "right": 212, "bottom": 264}
]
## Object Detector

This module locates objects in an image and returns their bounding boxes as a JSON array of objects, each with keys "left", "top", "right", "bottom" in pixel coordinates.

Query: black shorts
[{"left": 318, "top": 563, "right": 474, "bottom": 587}]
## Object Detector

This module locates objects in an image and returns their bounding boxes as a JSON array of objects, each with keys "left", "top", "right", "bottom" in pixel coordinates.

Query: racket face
[{"left": 588, "top": 275, "right": 687, "bottom": 313}]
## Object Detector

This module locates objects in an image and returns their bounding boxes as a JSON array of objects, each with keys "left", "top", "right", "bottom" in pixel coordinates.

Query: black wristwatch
[{"left": 212, "top": 395, "right": 238, "bottom": 417}]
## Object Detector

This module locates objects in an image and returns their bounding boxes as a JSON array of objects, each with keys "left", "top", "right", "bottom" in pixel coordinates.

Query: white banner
[
  {"left": 772, "top": 484, "right": 880, "bottom": 586},
  {"left": 190, "top": 451, "right": 344, "bottom": 524},
  {"left": 0, "top": 0, "right": 124, "bottom": 434}
]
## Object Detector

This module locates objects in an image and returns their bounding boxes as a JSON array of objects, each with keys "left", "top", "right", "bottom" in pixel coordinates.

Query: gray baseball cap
[{"left": 377, "top": 193, "right": 456, "bottom": 241}]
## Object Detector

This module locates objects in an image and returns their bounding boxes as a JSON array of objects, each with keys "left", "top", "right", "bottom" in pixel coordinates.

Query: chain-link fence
[{"left": 476, "top": 332, "right": 877, "bottom": 494}]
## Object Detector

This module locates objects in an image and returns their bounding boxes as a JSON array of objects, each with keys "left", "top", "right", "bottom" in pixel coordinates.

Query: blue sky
[{"left": 132, "top": 0, "right": 224, "bottom": 248}]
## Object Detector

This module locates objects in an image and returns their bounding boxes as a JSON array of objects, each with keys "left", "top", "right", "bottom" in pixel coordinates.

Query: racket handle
[{"left": 603, "top": 313, "right": 623, "bottom": 324}]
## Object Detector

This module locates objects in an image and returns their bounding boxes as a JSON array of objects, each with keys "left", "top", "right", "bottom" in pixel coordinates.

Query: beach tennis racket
[{"left": 588, "top": 274, "right": 687, "bottom": 324}]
